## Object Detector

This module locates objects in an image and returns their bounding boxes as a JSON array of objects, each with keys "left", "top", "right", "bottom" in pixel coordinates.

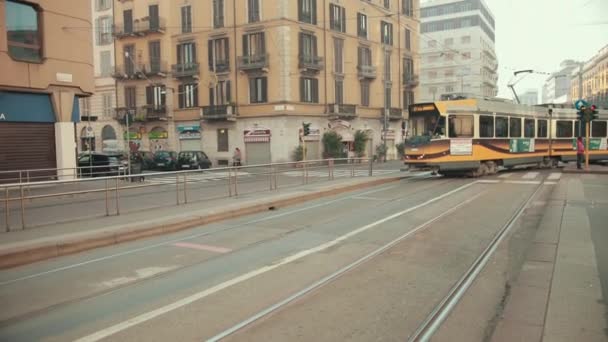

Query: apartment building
[
  {"left": 541, "top": 59, "right": 578, "bottom": 104},
  {"left": 111, "top": 0, "right": 420, "bottom": 164},
  {"left": 76, "top": 0, "right": 122, "bottom": 154},
  {"left": 419, "top": 0, "right": 497, "bottom": 102},
  {"left": 571, "top": 44, "right": 608, "bottom": 109},
  {"left": 0, "top": 0, "right": 94, "bottom": 177},
  {"left": 519, "top": 89, "right": 538, "bottom": 106}
]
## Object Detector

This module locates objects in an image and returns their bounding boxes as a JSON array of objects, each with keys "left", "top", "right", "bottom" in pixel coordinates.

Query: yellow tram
[{"left": 403, "top": 98, "right": 608, "bottom": 176}]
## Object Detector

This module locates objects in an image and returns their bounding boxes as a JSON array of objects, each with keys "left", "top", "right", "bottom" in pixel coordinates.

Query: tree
[
  {"left": 292, "top": 145, "right": 304, "bottom": 161},
  {"left": 322, "top": 131, "right": 344, "bottom": 158},
  {"left": 353, "top": 130, "right": 368, "bottom": 158}
]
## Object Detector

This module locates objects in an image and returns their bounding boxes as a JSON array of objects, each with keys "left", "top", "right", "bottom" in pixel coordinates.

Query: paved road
[
  {"left": 0, "top": 162, "right": 401, "bottom": 229},
  {"left": 0, "top": 169, "right": 565, "bottom": 341}
]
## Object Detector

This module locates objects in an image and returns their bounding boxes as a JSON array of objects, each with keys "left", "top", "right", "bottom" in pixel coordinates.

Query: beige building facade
[
  {"left": 571, "top": 44, "right": 608, "bottom": 109},
  {"left": 112, "top": 0, "right": 419, "bottom": 164},
  {"left": 0, "top": 0, "right": 94, "bottom": 178}
]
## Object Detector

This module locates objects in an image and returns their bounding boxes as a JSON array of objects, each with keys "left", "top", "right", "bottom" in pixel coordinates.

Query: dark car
[
  {"left": 77, "top": 153, "right": 122, "bottom": 177},
  {"left": 153, "top": 151, "right": 178, "bottom": 171},
  {"left": 131, "top": 151, "right": 155, "bottom": 170},
  {"left": 177, "top": 151, "right": 212, "bottom": 170}
]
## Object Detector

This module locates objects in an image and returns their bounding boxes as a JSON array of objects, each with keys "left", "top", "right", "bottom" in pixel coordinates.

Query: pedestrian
[
  {"left": 576, "top": 136, "right": 585, "bottom": 169},
  {"left": 233, "top": 147, "right": 242, "bottom": 167}
]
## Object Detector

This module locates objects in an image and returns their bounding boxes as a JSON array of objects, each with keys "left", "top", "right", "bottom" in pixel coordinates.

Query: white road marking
[
  {"left": 477, "top": 180, "right": 501, "bottom": 184},
  {"left": 543, "top": 181, "right": 557, "bottom": 185},
  {"left": 498, "top": 173, "right": 513, "bottom": 178},
  {"left": 547, "top": 172, "right": 562, "bottom": 180},
  {"left": 522, "top": 172, "right": 540, "bottom": 179},
  {"left": 95, "top": 266, "right": 178, "bottom": 290},
  {"left": 504, "top": 180, "right": 542, "bottom": 185},
  {"left": 74, "top": 181, "right": 478, "bottom": 342},
  {"left": 351, "top": 196, "right": 389, "bottom": 201}
]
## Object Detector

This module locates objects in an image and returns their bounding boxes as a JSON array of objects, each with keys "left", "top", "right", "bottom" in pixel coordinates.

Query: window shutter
[
  {"left": 262, "top": 78, "right": 268, "bottom": 102},
  {"left": 312, "top": 0, "right": 317, "bottom": 24},
  {"left": 312, "top": 35, "right": 317, "bottom": 56},
  {"left": 191, "top": 43, "right": 197, "bottom": 63},
  {"left": 249, "top": 78, "right": 255, "bottom": 103},
  {"left": 341, "top": 7, "right": 346, "bottom": 32},
  {"left": 209, "top": 87, "right": 215, "bottom": 106},
  {"left": 146, "top": 86, "right": 153, "bottom": 106},
  {"left": 313, "top": 79, "right": 319, "bottom": 103},
  {"left": 208, "top": 40, "right": 213, "bottom": 70},
  {"left": 160, "top": 86, "right": 166, "bottom": 106},
  {"left": 177, "top": 44, "right": 183, "bottom": 65},
  {"left": 226, "top": 80, "right": 231, "bottom": 102},
  {"left": 329, "top": 5, "right": 334, "bottom": 29},
  {"left": 193, "top": 86, "right": 199, "bottom": 107},
  {"left": 357, "top": 14, "right": 361, "bottom": 36},
  {"left": 243, "top": 34, "right": 249, "bottom": 57},
  {"left": 298, "top": 0, "right": 303, "bottom": 21},
  {"left": 224, "top": 39, "right": 230, "bottom": 64},
  {"left": 178, "top": 85, "right": 184, "bottom": 108},
  {"left": 298, "top": 33, "right": 304, "bottom": 56},
  {"left": 260, "top": 33, "right": 266, "bottom": 54}
]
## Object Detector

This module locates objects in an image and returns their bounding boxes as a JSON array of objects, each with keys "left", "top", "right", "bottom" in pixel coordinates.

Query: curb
[
  {"left": 0, "top": 176, "right": 404, "bottom": 269},
  {"left": 562, "top": 169, "right": 608, "bottom": 175}
]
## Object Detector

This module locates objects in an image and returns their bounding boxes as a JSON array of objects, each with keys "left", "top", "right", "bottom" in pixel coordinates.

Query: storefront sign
[
  {"left": 124, "top": 132, "right": 142, "bottom": 140},
  {"left": 244, "top": 128, "right": 271, "bottom": 143},
  {"left": 450, "top": 138, "right": 473, "bottom": 155},
  {"left": 177, "top": 125, "right": 201, "bottom": 132},
  {"left": 178, "top": 124, "right": 201, "bottom": 140},
  {"left": 510, "top": 139, "right": 535, "bottom": 153},
  {"left": 299, "top": 127, "right": 321, "bottom": 141},
  {"left": 149, "top": 130, "right": 169, "bottom": 139},
  {"left": 382, "top": 129, "right": 396, "bottom": 140},
  {"left": 572, "top": 138, "right": 607, "bottom": 150}
]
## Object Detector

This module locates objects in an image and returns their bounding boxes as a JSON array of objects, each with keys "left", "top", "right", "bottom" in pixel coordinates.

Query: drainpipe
[
  {"left": 323, "top": 0, "right": 328, "bottom": 112},
  {"left": 233, "top": 0, "right": 239, "bottom": 113}
]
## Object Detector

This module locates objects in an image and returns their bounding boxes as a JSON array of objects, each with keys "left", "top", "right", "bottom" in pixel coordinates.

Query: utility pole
[
  {"left": 126, "top": 110, "right": 131, "bottom": 177},
  {"left": 383, "top": 108, "right": 388, "bottom": 163}
]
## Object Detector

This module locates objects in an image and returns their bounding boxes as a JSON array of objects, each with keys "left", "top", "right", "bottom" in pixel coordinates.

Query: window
[
  {"left": 403, "top": 90, "right": 414, "bottom": 109},
  {"left": 537, "top": 119, "right": 548, "bottom": 138},
  {"left": 381, "top": 21, "right": 393, "bottom": 45},
  {"left": 592, "top": 121, "right": 608, "bottom": 137},
  {"left": 300, "top": 78, "right": 319, "bottom": 103},
  {"left": 208, "top": 38, "right": 230, "bottom": 72},
  {"left": 124, "top": 87, "right": 136, "bottom": 109},
  {"left": 445, "top": 69, "right": 454, "bottom": 77},
  {"left": 449, "top": 116, "right": 474, "bottom": 137},
  {"left": 357, "top": 13, "right": 367, "bottom": 38},
  {"left": 574, "top": 121, "right": 588, "bottom": 138},
  {"left": 480, "top": 116, "right": 494, "bottom": 138},
  {"left": 100, "top": 51, "right": 112, "bottom": 76},
  {"left": 444, "top": 38, "right": 454, "bottom": 46},
  {"left": 148, "top": 41, "right": 161, "bottom": 73},
  {"left": 248, "top": 0, "right": 260, "bottom": 23},
  {"left": 361, "top": 81, "right": 370, "bottom": 106},
  {"left": 96, "top": 16, "right": 113, "bottom": 45},
  {"left": 384, "top": 0, "right": 390, "bottom": 9},
  {"left": 146, "top": 85, "right": 166, "bottom": 111},
  {"left": 181, "top": 6, "right": 192, "bottom": 33},
  {"left": 298, "top": 0, "right": 317, "bottom": 25},
  {"left": 524, "top": 119, "right": 535, "bottom": 138},
  {"left": 429, "top": 71, "right": 437, "bottom": 79},
  {"left": 495, "top": 116, "right": 508, "bottom": 137},
  {"left": 384, "top": 87, "right": 392, "bottom": 109},
  {"left": 209, "top": 80, "right": 231, "bottom": 105},
  {"left": 299, "top": 32, "right": 317, "bottom": 58},
  {"left": 462, "top": 52, "right": 471, "bottom": 59},
  {"left": 330, "top": 4, "right": 346, "bottom": 33},
  {"left": 80, "top": 98, "right": 91, "bottom": 117},
  {"left": 333, "top": 38, "right": 344, "bottom": 74},
  {"left": 461, "top": 35, "right": 471, "bottom": 44},
  {"left": 178, "top": 83, "right": 198, "bottom": 108},
  {"left": 102, "top": 93, "right": 113, "bottom": 117},
  {"left": 509, "top": 117, "right": 521, "bottom": 137},
  {"left": 405, "top": 29, "right": 411, "bottom": 50},
  {"left": 403, "top": 57, "right": 414, "bottom": 80},
  {"left": 213, "top": 0, "right": 224, "bottom": 28},
  {"left": 358, "top": 46, "right": 372, "bottom": 67},
  {"left": 96, "top": 0, "right": 111, "bottom": 11},
  {"left": 402, "top": 0, "right": 414, "bottom": 16},
  {"left": 243, "top": 32, "right": 266, "bottom": 56},
  {"left": 428, "top": 40, "right": 437, "bottom": 48},
  {"left": 123, "top": 9, "right": 133, "bottom": 34},
  {"left": 445, "top": 85, "right": 454, "bottom": 92},
  {"left": 177, "top": 42, "right": 197, "bottom": 66},
  {"left": 6, "top": 0, "right": 42, "bottom": 62},
  {"left": 556, "top": 120, "right": 573, "bottom": 138},
  {"left": 384, "top": 51, "right": 391, "bottom": 80},
  {"left": 217, "top": 129, "right": 229, "bottom": 152},
  {"left": 249, "top": 77, "right": 268, "bottom": 103},
  {"left": 335, "top": 80, "right": 344, "bottom": 105}
]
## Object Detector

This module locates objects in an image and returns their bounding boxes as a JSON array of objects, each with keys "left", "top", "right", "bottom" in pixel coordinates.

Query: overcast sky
[{"left": 421, "top": 0, "right": 608, "bottom": 101}]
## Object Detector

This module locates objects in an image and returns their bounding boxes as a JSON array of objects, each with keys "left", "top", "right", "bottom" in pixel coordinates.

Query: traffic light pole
[{"left": 585, "top": 121, "right": 590, "bottom": 170}]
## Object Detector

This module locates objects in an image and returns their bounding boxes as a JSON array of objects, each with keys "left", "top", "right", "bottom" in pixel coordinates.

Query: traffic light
[
  {"left": 590, "top": 104, "right": 599, "bottom": 121},
  {"left": 577, "top": 106, "right": 585, "bottom": 122},
  {"left": 302, "top": 122, "right": 311, "bottom": 136}
]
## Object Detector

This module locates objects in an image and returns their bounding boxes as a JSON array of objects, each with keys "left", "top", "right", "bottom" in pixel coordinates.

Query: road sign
[{"left": 574, "top": 99, "right": 589, "bottom": 110}]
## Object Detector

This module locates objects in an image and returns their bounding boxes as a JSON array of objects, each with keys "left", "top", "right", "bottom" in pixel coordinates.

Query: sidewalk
[
  {"left": 0, "top": 173, "right": 407, "bottom": 269},
  {"left": 492, "top": 173, "right": 608, "bottom": 341},
  {"left": 562, "top": 161, "right": 608, "bottom": 174}
]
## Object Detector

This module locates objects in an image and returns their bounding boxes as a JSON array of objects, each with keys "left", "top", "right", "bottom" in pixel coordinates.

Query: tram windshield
[{"left": 408, "top": 103, "right": 446, "bottom": 140}]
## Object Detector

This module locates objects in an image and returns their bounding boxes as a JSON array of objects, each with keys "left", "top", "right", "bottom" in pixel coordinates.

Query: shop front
[{"left": 177, "top": 124, "right": 202, "bottom": 152}]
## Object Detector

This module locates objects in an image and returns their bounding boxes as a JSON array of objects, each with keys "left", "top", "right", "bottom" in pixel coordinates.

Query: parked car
[
  {"left": 177, "top": 151, "right": 212, "bottom": 170},
  {"left": 131, "top": 151, "right": 155, "bottom": 170},
  {"left": 153, "top": 151, "right": 178, "bottom": 171},
  {"left": 77, "top": 153, "right": 122, "bottom": 177}
]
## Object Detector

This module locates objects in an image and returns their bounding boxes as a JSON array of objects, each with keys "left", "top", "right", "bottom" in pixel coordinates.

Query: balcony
[
  {"left": 357, "top": 65, "right": 377, "bottom": 79},
  {"left": 115, "top": 107, "right": 147, "bottom": 125},
  {"left": 299, "top": 55, "right": 324, "bottom": 72},
  {"left": 112, "top": 24, "right": 136, "bottom": 39},
  {"left": 238, "top": 54, "right": 269, "bottom": 71},
  {"left": 142, "top": 59, "right": 169, "bottom": 77},
  {"left": 144, "top": 105, "right": 168, "bottom": 121},
  {"left": 328, "top": 104, "right": 357, "bottom": 120},
  {"left": 403, "top": 74, "right": 419, "bottom": 87},
  {"left": 135, "top": 17, "right": 166, "bottom": 35},
  {"left": 112, "top": 65, "right": 144, "bottom": 80},
  {"left": 387, "top": 108, "right": 403, "bottom": 121},
  {"left": 202, "top": 105, "right": 237, "bottom": 121},
  {"left": 172, "top": 63, "right": 200, "bottom": 78},
  {"left": 210, "top": 60, "right": 230, "bottom": 73}
]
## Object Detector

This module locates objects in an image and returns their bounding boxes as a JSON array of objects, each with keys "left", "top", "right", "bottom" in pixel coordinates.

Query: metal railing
[
  {"left": 238, "top": 54, "right": 269, "bottom": 70},
  {"left": 1, "top": 158, "right": 377, "bottom": 232}
]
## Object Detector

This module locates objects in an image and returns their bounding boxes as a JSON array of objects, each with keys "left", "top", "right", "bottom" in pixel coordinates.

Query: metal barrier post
[
  {"left": 26, "top": 171, "right": 31, "bottom": 196},
  {"left": 4, "top": 187, "right": 9, "bottom": 232},
  {"left": 369, "top": 156, "right": 373, "bottom": 176},
  {"left": 183, "top": 173, "right": 188, "bottom": 204},
  {"left": 228, "top": 168, "right": 233, "bottom": 197},
  {"left": 176, "top": 173, "right": 180, "bottom": 205},
  {"left": 115, "top": 177, "right": 120, "bottom": 215},
  {"left": 269, "top": 166, "right": 274, "bottom": 190},
  {"left": 20, "top": 184, "right": 25, "bottom": 229},
  {"left": 234, "top": 167, "right": 239, "bottom": 197},
  {"left": 105, "top": 179, "right": 109, "bottom": 216},
  {"left": 351, "top": 158, "right": 355, "bottom": 177}
]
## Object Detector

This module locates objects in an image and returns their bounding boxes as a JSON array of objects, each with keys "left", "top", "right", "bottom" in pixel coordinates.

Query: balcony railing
[
  {"left": 202, "top": 105, "right": 236, "bottom": 121},
  {"left": 299, "top": 55, "right": 324, "bottom": 71},
  {"left": 172, "top": 63, "right": 200, "bottom": 78},
  {"left": 135, "top": 17, "right": 166, "bottom": 34},
  {"left": 143, "top": 59, "right": 169, "bottom": 77},
  {"left": 210, "top": 60, "right": 230, "bottom": 73},
  {"left": 238, "top": 54, "right": 269, "bottom": 71},
  {"left": 328, "top": 103, "right": 357, "bottom": 119},
  {"left": 115, "top": 107, "right": 147, "bottom": 124},
  {"left": 387, "top": 108, "right": 403, "bottom": 121},
  {"left": 113, "top": 24, "right": 135, "bottom": 38},
  {"left": 357, "top": 65, "right": 377, "bottom": 79},
  {"left": 403, "top": 73, "right": 419, "bottom": 87},
  {"left": 112, "top": 65, "right": 144, "bottom": 80}
]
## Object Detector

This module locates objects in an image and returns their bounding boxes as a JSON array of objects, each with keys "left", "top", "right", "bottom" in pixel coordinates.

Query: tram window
[
  {"left": 479, "top": 115, "right": 494, "bottom": 138},
  {"left": 524, "top": 119, "right": 535, "bottom": 138},
  {"left": 574, "top": 121, "right": 588, "bottom": 137},
  {"left": 448, "top": 115, "right": 473, "bottom": 138},
  {"left": 556, "top": 121, "right": 573, "bottom": 138},
  {"left": 509, "top": 117, "right": 521, "bottom": 138},
  {"left": 537, "top": 120, "right": 548, "bottom": 138},
  {"left": 495, "top": 116, "right": 508, "bottom": 137},
  {"left": 592, "top": 121, "right": 608, "bottom": 137}
]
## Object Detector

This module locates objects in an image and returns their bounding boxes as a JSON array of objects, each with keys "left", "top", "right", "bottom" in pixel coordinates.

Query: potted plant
[{"left": 353, "top": 130, "right": 368, "bottom": 162}]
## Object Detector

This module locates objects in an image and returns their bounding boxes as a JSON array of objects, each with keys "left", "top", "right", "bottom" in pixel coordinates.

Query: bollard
[
  {"left": 184, "top": 173, "right": 188, "bottom": 204},
  {"left": 234, "top": 168, "right": 239, "bottom": 197},
  {"left": 105, "top": 179, "right": 109, "bottom": 216},
  {"left": 20, "top": 184, "right": 25, "bottom": 229},
  {"left": 115, "top": 177, "right": 120, "bottom": 215},
  {"left": 176, "top": 173, "right": 180, "bottom": 205},
  {"left": 228, "top": 168, "right": 233, "bottom": 197}
]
